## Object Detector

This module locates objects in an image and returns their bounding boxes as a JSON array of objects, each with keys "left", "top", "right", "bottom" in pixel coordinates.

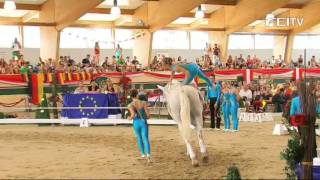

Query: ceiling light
[
  {"left": 195, "top": 5, "right": 204, "bottom": 19},
  {"left": 4, "top": 0, "right": 16, "bottom": 10},
  {"left": 111, "top": 0, "right": 121, "bottom": 16}
]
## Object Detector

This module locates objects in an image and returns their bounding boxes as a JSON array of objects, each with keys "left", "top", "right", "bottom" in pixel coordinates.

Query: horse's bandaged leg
[
  {"left": 184, "top": 139, "right": 196, "bottom": 159},
  {"left": 197, "top": 130, "right": 207, "bottom": 154}
]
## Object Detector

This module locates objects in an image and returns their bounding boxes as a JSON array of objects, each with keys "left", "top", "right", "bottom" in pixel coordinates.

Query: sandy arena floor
[{"left": 0, "top": 122, "right": 318, "bottom": 179}]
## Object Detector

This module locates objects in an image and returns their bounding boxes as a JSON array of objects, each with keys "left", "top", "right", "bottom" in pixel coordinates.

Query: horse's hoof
[
  {"left": 192, "top": 159, "right": 199, "bottom": 167},
  {"left": 201, "top": 154, "right": 209, "bottom": 163}
]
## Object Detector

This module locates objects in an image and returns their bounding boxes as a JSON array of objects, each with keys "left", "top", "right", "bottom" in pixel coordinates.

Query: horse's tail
[{"left": 179, "top": 86, "right": 192, "bottom": 141}]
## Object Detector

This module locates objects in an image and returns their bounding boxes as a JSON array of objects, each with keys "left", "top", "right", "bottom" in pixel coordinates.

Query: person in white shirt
[{"left": 239, "top": 84, "right": 252, "bottom": 109}]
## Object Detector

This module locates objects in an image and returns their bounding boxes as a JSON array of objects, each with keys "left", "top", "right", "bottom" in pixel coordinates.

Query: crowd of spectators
[{"left": 0, "top": 40, "right": 320, "bottom": 75}]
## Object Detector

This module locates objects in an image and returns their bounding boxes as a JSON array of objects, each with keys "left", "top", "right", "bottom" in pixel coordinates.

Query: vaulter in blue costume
[
  {"left": 229, "top": 89, "right": 239, "bottom": 131},
  {"left": 128, "top": 89, "right": 151, "bottom": 163},
  {"left": 162, "top": 57, "right": 213, "bottom": 87},
  {"left": 222, "top": 90, "right": 231, "bottom": 130},
  {"left": 222, "top": 83, "right": 239, "bottom": 132}
]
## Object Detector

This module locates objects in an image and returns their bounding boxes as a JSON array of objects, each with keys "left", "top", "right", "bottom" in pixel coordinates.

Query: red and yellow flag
[
  {"left": 81, "top": 72, "right": 86, "bottom": 80},
  {"left": 56, "top": 73, "right": 65, "bottom": 85},
  {"left": 31, "top": 73, "right": 44, "bottom": 105},
  {"left": 46, "top": 73, "right": 53, "bottom": 83},
  {"left": 72, "top": 73, "right": 80, "bottom": 81},
  {"left": 67, "top": 73, "right": 72, "bottom": 81},
  {"left": 87, "top": 72, "right": 92, "bottom": 81}
]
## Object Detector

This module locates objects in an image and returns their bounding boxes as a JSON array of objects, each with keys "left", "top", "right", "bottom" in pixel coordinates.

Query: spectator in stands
[
  {"left": 310, "top": 56, "right": 319, "bottom": 68},
  {"left": 213, "top": 43, "right": 220, "bottom": 60},
  {"left": 88, "top": 80, "right": 99, "bottom": 93},
  {"left": 238, "top": 54, "right": 245, "bottom": 68},
  {"left": 74, "top": 81, "right": 88, "bottom": 94},
  {"left": 298, "top": 54, "right": 304, "bottom": 67},
  {"left": 102, "top": 57, "right": 109, "bottom": 69},
  {"left": 20, "top": 62, "right": 29, "bottom": 75},
  {"left": 132, "top": 56, "right": 139, "bottom": 66},
  {"left": 226, "top": 55, "right": 233, "bottom": 68},
  {"left": 115, "top": 44, "right": 122, "bottom": 61},
  {"left": 239, "top": 84, "right": 253, "bottom": 109},
  {"left": 272, "top": 87, "right": 286, "bottom": 112},
  {"left": 94, "top": 42, "right": 100, "bottom": 65},
  {"left": 11, "top": 37, "right": 21, "bottom": 60},
  {"left": 246, "top": 55, "right": 254, "bottom": 69},
  {"left": 82, "top": 54, "right": 91, "bottom": 66},
  {"left": 106, "top": 79, "right": 115, "bottom": 93}
]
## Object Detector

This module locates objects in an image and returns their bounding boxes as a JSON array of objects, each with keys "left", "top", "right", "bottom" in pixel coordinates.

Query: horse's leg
[
  {"left": 197, "top": 128, "right": 208, "bottom": 163},
  {"left": 177, "top": 124, "right": 189, "bottom": 157},
  {"left": 177, "top": 123, "right": 198, "bottom": 167},
  {"left": 184, "top": 138, "right": 199, "bottom": 167}
]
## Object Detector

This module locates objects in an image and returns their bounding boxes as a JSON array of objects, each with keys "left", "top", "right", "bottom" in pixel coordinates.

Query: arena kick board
[{"left": 0, "top": 119, "right": 177, "bottom": 125}]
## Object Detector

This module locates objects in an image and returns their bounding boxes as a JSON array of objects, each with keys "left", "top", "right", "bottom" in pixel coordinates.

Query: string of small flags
[{"left": 63, "top": 30, "right": 145, "bottom": 45}]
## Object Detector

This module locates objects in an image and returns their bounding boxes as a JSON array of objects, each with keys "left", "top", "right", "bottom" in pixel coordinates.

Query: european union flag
[{"left": 62, "top": 94, "right": 109, "bottom": 119}]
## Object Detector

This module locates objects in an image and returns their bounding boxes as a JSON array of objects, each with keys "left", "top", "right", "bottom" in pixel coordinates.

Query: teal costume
[
  {"left": 290, "top": 96, "right": 301, "bottom": 116},
  {"left": 115, "top": 50, "right": 121, "bottom": 61},
  {"left": 230, "top": 93, "right": 239, "bottom": 130},
  {"left": 171, "top": 63, "right": 213, "bottom": 87},
  {"left": 222, "top": 91, "right": 239, "bottom": 131},
  {"left": 130, "top": 104, "right": 151, "bottom": 156},
  {"left": 222, "top": 92, "right": 231, "bottom": 130}
]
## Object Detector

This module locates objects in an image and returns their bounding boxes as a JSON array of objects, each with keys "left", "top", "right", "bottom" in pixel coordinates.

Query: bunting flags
[
  {"left": 56, "top": 73, "right": 65, "bottom": 85},
  {"left": 31, "top": 73, "right": 44, "bottom": 105},
  {"left": 46, "top": 73, "right": 53, "bottom": 83}
]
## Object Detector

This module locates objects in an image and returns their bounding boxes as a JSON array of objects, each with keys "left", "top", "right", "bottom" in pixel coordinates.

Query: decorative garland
[{"left": 63, "top": 30, "right": 146, "bottom": 45}]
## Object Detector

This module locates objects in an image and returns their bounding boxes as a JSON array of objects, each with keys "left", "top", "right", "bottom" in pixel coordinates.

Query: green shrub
[
  {"left": 226, "top": 165, "right": 241, "bottom": 180},
  {"left": 280, "top": 133, "right": 304, "bottom": 180},
  {"left": 0, "top": 112, "right": 4, "bottom": 119}
]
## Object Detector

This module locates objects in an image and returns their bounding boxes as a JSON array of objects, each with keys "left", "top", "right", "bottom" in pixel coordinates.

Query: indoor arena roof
[{"left": 0, "top": 0, "right": 318, "bottom": 34}]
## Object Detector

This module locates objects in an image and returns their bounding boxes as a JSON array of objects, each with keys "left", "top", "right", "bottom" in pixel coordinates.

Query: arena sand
[{"left": 0, "top": 122, "right": 318, "bottom": 179}]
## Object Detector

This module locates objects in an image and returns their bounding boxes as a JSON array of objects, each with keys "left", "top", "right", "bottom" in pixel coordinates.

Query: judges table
[{"left": 61, "top": 93, "right": 121, "bottom": 119}]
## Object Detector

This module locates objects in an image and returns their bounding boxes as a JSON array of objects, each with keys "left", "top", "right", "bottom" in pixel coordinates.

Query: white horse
[{"left": 157, "top": 80, "right": 208, "bottom": 167}]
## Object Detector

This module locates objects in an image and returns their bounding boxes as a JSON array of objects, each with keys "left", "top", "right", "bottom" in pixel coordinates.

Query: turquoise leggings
[
  {"left": 230, "top": 102, "right": 239, "bottom": 130},
  {"left": 222, "top": 102, "right": 231, "bottom": 129},
  {"left": 133, "top": 119, "right": 150, "bottom": 156},
  {"left": 180, "top": 63, "right": 213, "bottom": 87}
]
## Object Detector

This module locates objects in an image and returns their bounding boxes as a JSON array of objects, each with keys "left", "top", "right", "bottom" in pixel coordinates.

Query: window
[
  {"left": 115, "top": 29, "right": 134, "bottom": 49},
  {"left": 0, "top": 25, "right": 20, "bottom": 48},
  {"left": 23, "top": 26, "right": 40, "bottom": 48},
  {"left": 254, "top": 35, "right": 274, "bottom": 49},
  {"left": 294, "top": 35, "right": 320, "bottom": 49},
  {"left": 60, "top": 28, "right": 113, "bottom": 49},
  {"left": 228, "top": 34, "right": 254, "bottom": 49},
  {"left": 153, "top": 30, "right": 188, "bottom": 49},
  {"left": 190, "top": 31, "right": 209, "bottom": 49}
]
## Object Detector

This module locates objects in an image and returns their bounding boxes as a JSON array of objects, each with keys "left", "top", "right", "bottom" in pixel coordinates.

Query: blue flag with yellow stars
[{"left": 62, "top": 94, "right": 110, "bottom": 119}]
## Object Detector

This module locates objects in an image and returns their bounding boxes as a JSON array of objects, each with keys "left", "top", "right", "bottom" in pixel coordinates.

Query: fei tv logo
[{"left": 265, "top": 14, "right": 304, "bottom": 27}]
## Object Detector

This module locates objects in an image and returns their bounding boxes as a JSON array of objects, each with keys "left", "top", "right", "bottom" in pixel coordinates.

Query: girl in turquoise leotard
[
  {"left": 115, "top": 44, "right": 122, "bottom": 61},
  {"left": 229, "top": 87, "right": 239, "bottom": 131},
  {"left": 222, "top": 83, "right": 239, "bottom": 132},
  {"left": 128, "top": 89, "right": 151, "bottom": 163},
  {"left": 163, "top": 57, "right": 213, "bottom": 87},
  {"left": 222, "top": 90, "right": 231, "bottom": 130}
]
